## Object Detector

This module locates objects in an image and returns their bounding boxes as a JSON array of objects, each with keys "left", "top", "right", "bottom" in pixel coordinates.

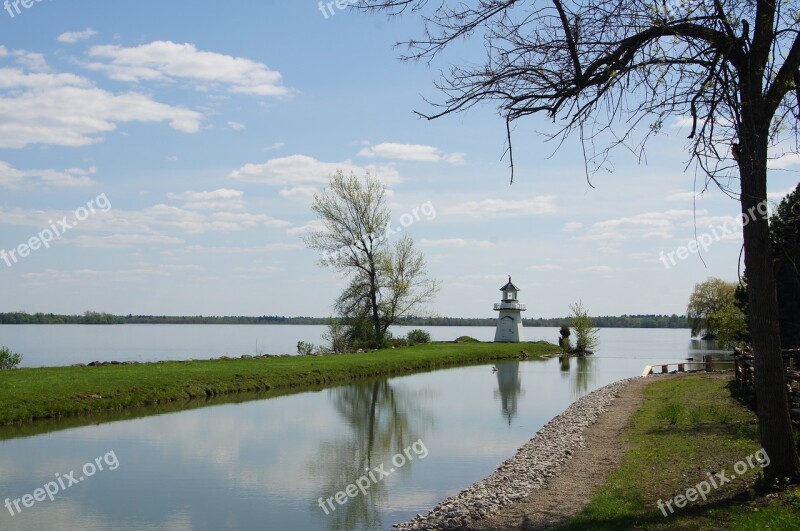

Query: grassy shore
[
  {"left": 559, "top": 374, "right": 800, "bottom": 529},
  {"left": 0, "top": 341, "right": 558, "bottom": 428}
]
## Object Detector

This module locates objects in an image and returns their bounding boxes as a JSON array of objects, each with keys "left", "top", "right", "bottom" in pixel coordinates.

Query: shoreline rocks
[{"left": 393, "top": 377, "right": 638, "bottom": 530}]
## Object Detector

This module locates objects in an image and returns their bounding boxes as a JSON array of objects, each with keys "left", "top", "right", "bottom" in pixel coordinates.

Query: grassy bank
[
  {"left": 559, "top": 374, "right": 800, "bottom": 530},
  {"left": 0, "top": 341, "right": 558, "bottom": 428}
]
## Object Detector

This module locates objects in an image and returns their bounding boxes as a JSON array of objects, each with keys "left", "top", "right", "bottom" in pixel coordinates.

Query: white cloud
[
  {"left": 11, "top": 50, "right": 49, "bottom": 72},
  {"left": 358, "top": 142, "right": 465, "bottom": 164},
  {"left": 169, "top": 243, "right": 304, "bottom": 255},
  {"left": 0, "top": 202, "right": 289, "bottom": 239},
  {"left": 229, "top": 154, "right": 401, "bottom": 197},
  {"left": 57, "top": 29, "right": 98, "bottom": 44},
  {"left": 666, "top": 190, "right": 706, "bottom": 201},
  {"left": 580, "top": 265, "right": 623, "bottom": 272},
  {"left": 563, "top": 222, "right": 583, "bottom": 231},
  {"left": 233, "top": 265, "right": 283, "bottom": 274},
  {"left": 768, "top": 186, "right": 797, "bottom": 201},
  {"left": 228, "top": 121, "right": 245, "bottom": 131},
  {"left": 0, "top": 65, "right": 203, "bottom": 148},
  {"left": 0, "top": 161, "right": 96, "bottom": 189},
  {"left": 419, "top": 238, "right": 495, "bottom": 248},
  {"left": 86, "top": 41, "right": 289, "bottom": 96},
  {"left": 768, "top": 152, "right": 800, "bottom": 169},
  {"left": 286, "top": 220, "right": 326, "bottom": 237},
  {"left": 444, "top": 197, "right": 557, "bottom": 218},
  {"left": 70, "top": 234, "right": 185, "bottom": 248},
  {"left": 167, "top": 188, "right": 245, "bottom": 210},
  {"left": 528, "top": 264, "right": 561, "bottom": 271}
]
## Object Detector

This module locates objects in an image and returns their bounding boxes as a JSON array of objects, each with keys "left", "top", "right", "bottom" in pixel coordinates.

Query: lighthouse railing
[{"left": 494, "top": 302, "right": 527, "bottom": 310}]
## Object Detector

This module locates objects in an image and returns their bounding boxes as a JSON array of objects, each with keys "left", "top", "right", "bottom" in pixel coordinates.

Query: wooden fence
[{"left": 733, "top": 348, "right": 800, "bottom": 420}]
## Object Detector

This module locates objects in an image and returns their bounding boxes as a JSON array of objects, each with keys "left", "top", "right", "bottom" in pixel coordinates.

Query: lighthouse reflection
[{"left": 494, "top": 361, "right": 523, "bottom": 426}]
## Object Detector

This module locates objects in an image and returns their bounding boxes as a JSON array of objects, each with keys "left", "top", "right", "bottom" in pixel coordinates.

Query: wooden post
[
  {"left": 704, "top": 355, "right": 712, "bottom": 372},
  {"left": 678, "top": 363, "right": 685, "bottom": 372},
  {"left": 661, "top": 364, "right": 669, "bottom": 374}
]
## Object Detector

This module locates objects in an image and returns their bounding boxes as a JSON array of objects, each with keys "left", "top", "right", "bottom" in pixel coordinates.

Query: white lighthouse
[{"left": 494, "top": 276, "right": 526, "bottom": 342}]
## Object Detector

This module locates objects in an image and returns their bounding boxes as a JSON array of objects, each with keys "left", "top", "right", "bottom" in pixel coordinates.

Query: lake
[
  {"left": 0, "top": 324, "right": 719, "bottom": 368},
  {"left": 0, "top": 327, "right": 727, "bottom": 530}
]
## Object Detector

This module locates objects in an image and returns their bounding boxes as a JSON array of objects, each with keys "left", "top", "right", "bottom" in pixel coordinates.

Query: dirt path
[{"left": 464, "top": 376, "right": 659, "bottom": 531}]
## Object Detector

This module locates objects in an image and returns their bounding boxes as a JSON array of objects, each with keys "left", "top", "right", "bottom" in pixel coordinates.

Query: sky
[{"left": 0, "top": 1, "right": 797, "bottom": 319}]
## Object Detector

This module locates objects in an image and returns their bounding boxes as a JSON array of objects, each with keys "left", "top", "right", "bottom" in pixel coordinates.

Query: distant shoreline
[{"left": 0, "top": 312, "right": 690, "bottom": 328}]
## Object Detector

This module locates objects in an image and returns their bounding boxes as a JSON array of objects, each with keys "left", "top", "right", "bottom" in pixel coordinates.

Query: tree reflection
[
  {"left": 569, "top": 356, "right": 597, "bottom": 399},
  {"left": 309, "top": 379, "right": 435, "bottom": 531},
  {"left": 494, "top": 361, "right": 523, "bottom": 426}
]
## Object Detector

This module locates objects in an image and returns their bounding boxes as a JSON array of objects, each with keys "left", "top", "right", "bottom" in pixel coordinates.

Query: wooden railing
[
  {"left": 641, "top": 355, "right": 730, "bottom": 377},
  {"left": 733, "top": 347, "right": 800, "bottom": 420}
]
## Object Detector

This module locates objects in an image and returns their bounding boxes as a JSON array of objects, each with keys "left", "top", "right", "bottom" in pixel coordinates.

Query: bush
[
  {"left": 558, "top": 324, "right": 572, "bottom": 351},
  {"left": 391, "top": 337, "right": 409, "bottom": 348},
  {"left": 455, "top": 336, "right": 479, "bottom": 343},
  {"left": 406, "top": 329, "right": 431, "bottom": 345},
  {"left": 569, "top": 301, "right": 599, "bottom": 355},
  {"left": 322, "top": 319, "right": 350, "bottom": 353},
  {"left": 0, "top": 346, "right": 22, "bottom": 370},
  {"left": 296, "top": 341, "right": 316, "bottom": 356}
]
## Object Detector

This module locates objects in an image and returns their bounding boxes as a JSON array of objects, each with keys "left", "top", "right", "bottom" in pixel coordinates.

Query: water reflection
[
  {"left": 494, "top": 362, "right": 523, "bottom": 426},
  {"left": 558, "top": 355, "right": 598, "bottom": 399},
  {"left": 311, "top": 380, "right": 435, "bottom": 530}
]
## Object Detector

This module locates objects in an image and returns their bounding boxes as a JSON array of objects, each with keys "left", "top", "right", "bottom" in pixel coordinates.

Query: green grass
[
  {"left": 558, "top": 374, "right": 800, "bottom": 530},
  {"left": 0, "top": 341, "right": 557, "bottom": 429}
]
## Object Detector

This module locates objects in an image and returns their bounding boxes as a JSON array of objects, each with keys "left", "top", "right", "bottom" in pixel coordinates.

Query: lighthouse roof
[{"left": 499, "top": 276, "right": 520, "bottom": 292}]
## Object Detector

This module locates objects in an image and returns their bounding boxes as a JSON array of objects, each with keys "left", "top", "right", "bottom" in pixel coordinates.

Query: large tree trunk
[{"left": 739, "top": 122, "right": 800, "bottom": 481}]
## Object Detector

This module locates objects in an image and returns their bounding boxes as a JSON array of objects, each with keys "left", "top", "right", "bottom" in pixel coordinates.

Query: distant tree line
[{"left": 0, "top": 312, "right": 688, "bottom": 328}]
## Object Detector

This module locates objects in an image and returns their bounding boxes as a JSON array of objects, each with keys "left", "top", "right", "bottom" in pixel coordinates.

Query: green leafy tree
[
  {"left": 687, "top": 278, "right": 737, "bottom": 339},
  {"left": 569, "top": 301, "right": 599, "bottom": 355},
  {"left": 305, "top": 171, "right": 438, "bottom": 348},
  {"left": 709, "top": 301, "right": 750, "bottom": 348}
]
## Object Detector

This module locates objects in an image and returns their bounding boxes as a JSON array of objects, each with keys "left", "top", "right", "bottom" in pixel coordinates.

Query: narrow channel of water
[{"left": 0, "top": 331, "right": 726, "bottom": 530}]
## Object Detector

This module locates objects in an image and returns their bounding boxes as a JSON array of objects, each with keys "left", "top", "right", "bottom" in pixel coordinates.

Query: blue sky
[{"left": 0, "top": 0, "right": 797, "bottom": 318}]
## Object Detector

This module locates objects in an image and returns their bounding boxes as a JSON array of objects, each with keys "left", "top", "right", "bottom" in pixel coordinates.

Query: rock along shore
[{"left": 393, "top": 377, "right": 639, "bottom": 530}]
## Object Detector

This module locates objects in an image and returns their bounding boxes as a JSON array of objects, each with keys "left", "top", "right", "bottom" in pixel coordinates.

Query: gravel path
[{"left": 393, "top": 376, "right": 657, "bottom": 530}]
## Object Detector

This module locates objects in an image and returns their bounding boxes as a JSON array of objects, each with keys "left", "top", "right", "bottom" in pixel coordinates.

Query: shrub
[
  {"left": 558, "top": 324, "right": 572, "bottom": 351},
  {"left": 455, "top": 336, "right": 479, "bottom": 343},
  {"left": 322, "top": 319, "right": 350, "bottom": 353},
  {"left": 406, "top": 329, "right": 431, "bottom": 345},
  {"left": 296, "top": 340, "right": 316, "bottom": 356},
  {"left": 569, "top": 301, "right": 599, "bottom": 354},
  {"left": 391, "top": 337, "right": 409, "bottom": 348},
  {"left": 0, "top": 346, "right": 22, "bottom": 370}
]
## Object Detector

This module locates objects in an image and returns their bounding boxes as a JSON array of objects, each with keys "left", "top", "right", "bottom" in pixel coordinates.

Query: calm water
[
  {"left": 2, "top": 324, "right": 718, "bottom": 368},
  {"left": 0, "top": 327, "right": 726, "bottom": 530}
]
